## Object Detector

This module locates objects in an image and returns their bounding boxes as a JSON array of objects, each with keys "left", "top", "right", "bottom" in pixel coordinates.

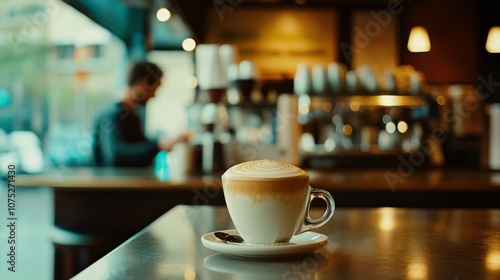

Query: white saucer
[{"left": 201, "top": 229, "right": 329, "bottom": 258}]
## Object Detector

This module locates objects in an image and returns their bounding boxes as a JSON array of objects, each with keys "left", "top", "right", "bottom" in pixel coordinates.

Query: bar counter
[
  {"left": 72, "top": 205, "right": 500, "bottom": 280},
  {"left": 17, "top": 166, "right": 500, "bottom": 190},
  {"left": 16, "top": 167, "right": 500, "bottom": 278},
  {"left": 15, "top": 166, "right": 500, "bottom": 239},
  {"left": 17, "top": 167, "right": 500, "bottom": 208}
]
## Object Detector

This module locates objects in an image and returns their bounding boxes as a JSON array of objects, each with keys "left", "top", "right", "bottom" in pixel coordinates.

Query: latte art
[
  {"left": 221, "top": 159, "right": 334, "bottom": 244},
  {"left": 223, "top": 159, "right": 307, "bottom": 180}
]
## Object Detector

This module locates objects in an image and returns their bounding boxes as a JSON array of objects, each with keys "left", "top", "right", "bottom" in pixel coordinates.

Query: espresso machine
[
  {"left": 222, "top": 93, "right": 301, "bottom": 167},
  {"left": 295, "top": 63, "right": 436, "bottom": 169},
  {"left": 189, "top": 44, "right": 301, "bottom": 174}
]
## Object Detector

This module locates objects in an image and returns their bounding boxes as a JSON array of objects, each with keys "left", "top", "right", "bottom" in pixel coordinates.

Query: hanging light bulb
[
  {"left": 407, "top": 26, "right": 431, "bottom": 53},
  {"left": 182, "top": 38, "right": 196, "bottom": 51},
  {"left": 156, "top": 8, "right": 171, "bottom": 22},
  {"left": 486, "top": 26, "right": 500, "bottom": 53}
]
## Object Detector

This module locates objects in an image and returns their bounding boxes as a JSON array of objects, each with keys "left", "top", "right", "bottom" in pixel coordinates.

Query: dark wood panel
[{"left": 401, "top": 0, "right": 479, "bottom": 84}]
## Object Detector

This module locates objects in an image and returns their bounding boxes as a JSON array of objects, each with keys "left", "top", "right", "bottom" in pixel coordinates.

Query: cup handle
[{"left": 297, "top": 187, "right": 335, "bottom": 234}]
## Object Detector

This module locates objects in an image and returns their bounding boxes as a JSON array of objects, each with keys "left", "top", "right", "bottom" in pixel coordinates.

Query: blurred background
[
  {"left": 1, "top": 1, "right": 500, "bottom": 279},
  {"left": 1, "top": 0, "right": 499, "bottom": 173},
  {"left": 0, "top": 0, "right": 198, "bottom": 173}
]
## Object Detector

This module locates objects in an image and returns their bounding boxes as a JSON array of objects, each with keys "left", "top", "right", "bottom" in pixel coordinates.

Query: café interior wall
[
  {"left": 350, "top": 10, "right": 399, "bottom": 80},
  {"left": 401, "top": 0, "right": 479, "bottom": 84},
  {"left": 199, "top": 1, "right": 483, "bottom": 85},
  {"left": 203, "top": 7, "right": 399, "bottom": 81},
  {"left": 205, "top": 8, "right": 338, "bottom": 80}
]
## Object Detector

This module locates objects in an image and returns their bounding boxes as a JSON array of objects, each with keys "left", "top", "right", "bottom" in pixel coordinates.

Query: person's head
[{"left": 127, "top": 61, "right": 164, "bottom": 105}]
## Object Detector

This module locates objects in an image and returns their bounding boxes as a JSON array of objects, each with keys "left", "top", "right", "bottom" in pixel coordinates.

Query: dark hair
[{"left": 127, "top": 61, "right": 163, "bottom": 87}]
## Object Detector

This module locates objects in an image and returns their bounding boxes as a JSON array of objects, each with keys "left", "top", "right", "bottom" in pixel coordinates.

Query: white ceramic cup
[{"left": 221, "top": 159, "right": 335, "bottom": 244}]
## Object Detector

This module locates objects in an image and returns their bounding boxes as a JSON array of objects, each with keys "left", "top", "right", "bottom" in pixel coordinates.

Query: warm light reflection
[
  {"left": 407, "top": 262, "right": 428, "bottom": 279},
  {"left": 343, "top": 124, "right": 353, "bottom": 136},
  {"left": 299, "top": 104, "right": 310, "bottom": 115},
  {"left": 398, "top": 121, "right": 408, "bottom": 133},
  {"left": 486, "top": 250, "right": 500, "bottom": 271},
  {"left": 340, "top": 95, "right": 425, "bottom": 107},
  {"left": 378, "top": 95, "right": 405, "bottom": 106},
  {"left": 407, "top": 26, "right": 431, "bottom": 53},
  {"left": 350, "top": 101, "right": 360, "bottom": 111},
  {"left": 379, "top": 208, "right": 395, "bottom": 232},
  {"left": 184, "top": 267, "right": 196, "bottom": 280},
  {"left": 436, "top": 96, "right": 446, "bottom": 105},
  {"left": 486, "top": 26, "right": 500, "bottom": 53},
  {"left": 386, "top": 122, "right": 396, "bottom": 134},
  {"left": 185, "top": 76, "right": 198, "bottom": 88},
  {"left": 276, "top": 13, "right": 301, "bottom": 33},
  {"left": 182, "top": 38, "right": 196, "bottom": 51},
  {"left": 322, "top": 101, "right": 333, "bottom": 112},
  {"left": 156, "top": 8, "right": 171, "bottom": 22}
]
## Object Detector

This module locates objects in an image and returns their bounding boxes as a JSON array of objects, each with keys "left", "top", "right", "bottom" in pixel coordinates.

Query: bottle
[{"left": 155, "top": 150, "right": 170, "bottom": 181}]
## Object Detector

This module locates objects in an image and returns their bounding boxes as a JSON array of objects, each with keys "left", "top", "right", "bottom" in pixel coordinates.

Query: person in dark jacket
[{"left": 93, "top": 61, "right": 189, "bottom": 167}]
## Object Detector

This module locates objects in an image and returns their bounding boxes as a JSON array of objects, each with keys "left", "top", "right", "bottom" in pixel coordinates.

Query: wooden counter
[
  {"left": 16, "top": 166, "right": 500, "bottom": 235},
  {"left": 17, "top": 166, "right": 500, "bottom": 190},
  {"left": 16, "top": 167, "right": 500, "bottom": 208}
]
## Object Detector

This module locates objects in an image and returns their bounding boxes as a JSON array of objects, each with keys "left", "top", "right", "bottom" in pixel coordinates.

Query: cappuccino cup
[{"left": 221, "top": 159, "right": 335, "bottom": 244}]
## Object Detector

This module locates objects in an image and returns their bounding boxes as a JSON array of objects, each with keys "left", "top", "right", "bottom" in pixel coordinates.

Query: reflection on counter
[
  {"left": 204, "top": 253, "right": 327, "bottom": 280},
  {"left": 72, "top": 206, "right": 500, "bottom": 280}
]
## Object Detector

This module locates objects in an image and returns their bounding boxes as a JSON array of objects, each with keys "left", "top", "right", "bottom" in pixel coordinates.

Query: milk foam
[{"left": 223, "top": 159, "right": 307, "bottom": 180}]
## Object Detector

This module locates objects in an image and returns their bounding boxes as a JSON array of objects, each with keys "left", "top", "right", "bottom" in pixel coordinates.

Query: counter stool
[{"left": 51, "top": 226, "right": 126, "bottom": 280}]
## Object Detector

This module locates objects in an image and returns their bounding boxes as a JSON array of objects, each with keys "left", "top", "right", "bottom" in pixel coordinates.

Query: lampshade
[
  {"left": 486, "top": 26, "right": 500, "bottom": 53},
  {"left": 407, "top": 26, "right": 431, "bottom": 53}
]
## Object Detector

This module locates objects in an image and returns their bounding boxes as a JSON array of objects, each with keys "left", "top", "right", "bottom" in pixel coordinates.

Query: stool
[{"left": 51, "top": 227, "right": 126, "bottom": 280}]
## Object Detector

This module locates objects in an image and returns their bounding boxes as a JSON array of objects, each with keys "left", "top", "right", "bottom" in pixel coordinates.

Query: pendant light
[
  {"left": 486, "top": 26, "right": 500, "bottom": 53},
  {"left": 407, "top": 26, "right": 431, "bottom": 53}
]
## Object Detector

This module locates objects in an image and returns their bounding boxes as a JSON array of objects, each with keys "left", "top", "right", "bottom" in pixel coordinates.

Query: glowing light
[
  {"left": 324, "top": 138, "right": 336, "bottom": 152},
  {"left": 386, "top": 122, "right": 396, "bottom": 134},
  {"left": 184, "top": 267, "right": 196, "bottom": 280},
  {"left": 486, "top": 26, "right": 500, "bottom": 53},
  {"left": 322, "top": 101, "right": 332, "bottom": 112},
  {"left": 156, "top": 8, "right": 171, "bottom": 22},
  {"left": 299, "top": 104, "right": 310, "bottom": 115},
  {"left": 407, "top": 26, "right": 431, "bottom": 52},
  {"left": 379, "top": 207, "right": 395, "bottom": 232},
  {"left": 185, "top": 76, "right": 198, "bottom": 88},
  {"left": 182, "top": 38, "right": 196, "bottom": 51},
  {"left": 350, "top": 101, "right": 360, "bottom": 111},
  {"left": 343, "top": 124, "right": 353, "bottom": 136},
  {"left": 436, "top": 96, "right": 446, "bottom": 105},
  {"left": 486, "top": 250, "right": 500, "bottom": 271},
  {"left": 397, "top": 121, "right": 408, "bottom": 133},
  {"left": 407, "top": 262, "right": 428, "bottom": 279}
]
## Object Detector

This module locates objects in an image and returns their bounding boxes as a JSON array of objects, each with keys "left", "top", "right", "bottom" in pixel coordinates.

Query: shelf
[{"left": 307, "top": 94, "right": 428, "bottom": 108}]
